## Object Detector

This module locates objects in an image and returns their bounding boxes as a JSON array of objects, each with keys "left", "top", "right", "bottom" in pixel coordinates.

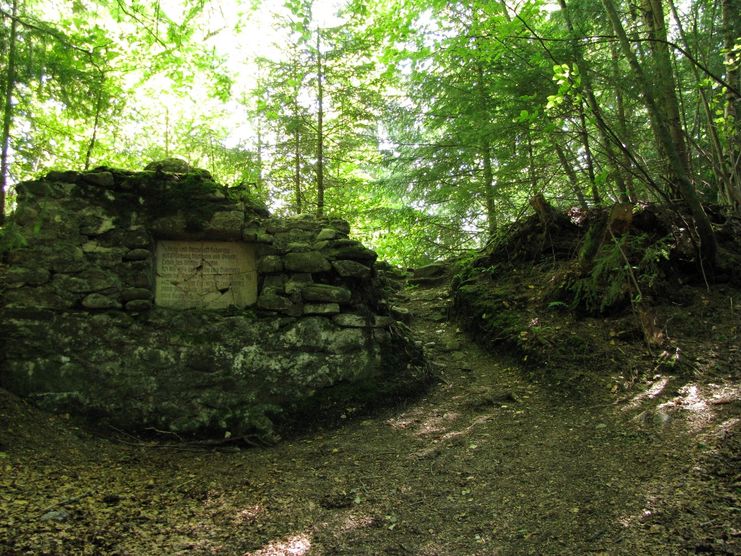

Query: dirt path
[{"left": 1, "top": 282, "right": 738, "bottom": 555}]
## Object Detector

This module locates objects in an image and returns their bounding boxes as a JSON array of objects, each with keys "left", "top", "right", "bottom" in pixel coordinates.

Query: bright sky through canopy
[{"left": 162, "top": 0, "right": 349, "bottom": 147}]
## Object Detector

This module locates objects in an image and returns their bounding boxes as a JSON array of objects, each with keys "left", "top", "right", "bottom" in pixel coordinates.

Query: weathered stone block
[
  {"left": 281, "top": 317, "right": 365, "bottom": 353},
  {"left": 125, "top": 299, "right": 153, "bottom": 312},
  {"left": 52, "top": 270, "right": 117, "bottom": 293},
  {"left": 144, "top": 158, "right": 192, "bottom": 173},
  {"left": 2, "top": 267, "right": 50, "bottom": 288},
  {"left": 316, "top": 228, "right": 338, "bottom": 241},
  {"left": 128, "top": 271, "right": 152, "bottom": 289},
  {"left": 123, "top": 228, "right": 151, "bottom": 249},
  {"left": 275, "top": 230, "right": 315, "bottom": 244},
  {"left": 81, "top": 171, "right": 115, "bottom": 187},
  {"left": 242, "top": 228, "right": 260, "bottom": 242},
  {"left": 256, "top": 291, "right": 293, "bottom": 312},
  {"left": 390, "top": 305, "right": 412, "bottom": 323},
  {"left": 254, "top": 232, "right": 274, "bottom": 244},
  {"left": 257, "top": 255, "right": 284, "bottom": 273},
  {"left": 123, "top": 248, "right": 151, "bottom": 261},
  {"left": 204, "top": 211, "right": 244, "bottom": 239},
  {"left": 332, "top": 260, "right": 372, "bottom": 279},
  {"left": 46, "top": 170, "right": 80, "bottom": 183},
  {"left": 262, "top": 274, "right": 286, "bottom": 292},
  {"left": 150, "top": 213, "right": 187, "bottom": 236},
  {"left": 329, "top": 219, "right": 351, "bottom": 235},
  {"left": 286, "top": 242, "right": 312, "bottom": 252},
  {"left": 285, "top": 273, "right": 313, "bottom": 296},
  {"left": 304, "top": 303, "right": 341, "bottom": 315},
  {"left": 82, "top": 241, "right": 117, "bottom": 254},
  {"left": 332, "top": 313, "right": 370, "bottom": 327},
  {"left": 79, "top": 207, "right": 116, "bottom": 235},
  {"left": 301, "top": 284, "right": 352, "bottom": 304},
  {"left": 79, "top": 215, "right": 116, "bottom": 236},
  {"left": 82, "top": 293, "right": 121, "bottom": 310},
  {"left": 374, "top": 316, "right": 394, "bottom": 327},
  {"left": 284, "top": 251, "right": 332, "bottom": 273},
  {"left": 12, "top": 205, "right": 39, "bottom": 227},
  {"left": 4, "top": 286, "right": 78, "bottom": 310},
  {"left": 53, "top": 249, "right": 87, "bottom": 273},
  {"left": 326, "top": 240, "right": 377, "bottom": 263},
  {"left": 332, "top": 314, "right": 393, "bottom": 328},
  {"left": 121, "top": 287, "right": 153, "bottom": 302},
  {"left": 81, "top": 269, "right": 119, "bottom": 290}
]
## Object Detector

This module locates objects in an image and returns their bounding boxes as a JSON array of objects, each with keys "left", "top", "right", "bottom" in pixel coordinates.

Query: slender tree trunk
[
  {"left": 474, "top": 60, "right": 496, "bottom": 237},
  {"left": 315, "top": 30, "right": 325, "bottom": 218},
  {"left": 559, "top": 0, "right": 629, "bottom": 203},
  {"left": 602, "top": 0, "right": 718, "bottom": 263},
  {"left": 294, "top": 116, "right": 302, "bottom": 214},
  {"left": 577, "top": 101, "right": 601, "bottom": 205},
  {"left": 1, "top": 0, "right": 19, "bottom": 225},
  {"left": 554, "top": 142, "right": 589, "bottom": 209},
  {"left": 722, "top": 0, "right": 741, "bottom": 214},
  {"left": 526, "top": 129, "right": 538, "bottom": 193},
  {"left": 164, "top": 108, "right": 170, "bottom": 158},
  {"left": 611, "top": 43, "right": 638, "bottom": 202},
  {"left": 641, "top": 0, "right": 692, "bottom": 181},
  {"left": 481, "top": 140, "right": 496, "bottom": 236},
  {"left": 256, "top": 116, "right": 264, "bottom": 197},
  {"left": 84, "top": 83, "right": 104, "bottom": 170},
  {"left": 669, "top": 0, "right": 737, "bottom": 210}
]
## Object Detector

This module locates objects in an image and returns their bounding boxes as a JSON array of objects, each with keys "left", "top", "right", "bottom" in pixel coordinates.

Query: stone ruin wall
[{"left": 0, "top": 164, "right": 429, "bottom": 440}]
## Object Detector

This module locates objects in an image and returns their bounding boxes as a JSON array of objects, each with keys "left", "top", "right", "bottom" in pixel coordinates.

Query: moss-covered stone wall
[{"left": 0, "top": 163, "right": 429, "bottom": 440}]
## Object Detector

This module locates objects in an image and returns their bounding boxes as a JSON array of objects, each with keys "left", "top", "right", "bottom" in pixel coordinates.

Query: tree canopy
[{"left": 1, "top": 0, "right": 738, "bottom": 263}]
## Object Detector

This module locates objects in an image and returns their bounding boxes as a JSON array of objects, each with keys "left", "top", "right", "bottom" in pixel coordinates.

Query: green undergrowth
[
  {"left": 557, "top": 232, "right": 674, "bottom": 315},
  {"left": 450, "top": 202, "right": 741, "bottom": 390}
]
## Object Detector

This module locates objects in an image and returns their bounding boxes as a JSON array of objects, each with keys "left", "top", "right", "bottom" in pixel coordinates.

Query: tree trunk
[
  {"left": 577, "top": 101, "right": 601, "bottom": 205},
  {"left": 294, "top": 116, "right": 302, "bottom": 214},
  {"left": 641, "top": 0, "right": 692, "bottom": 182},
  {"left": 315, "top": 29, "right": 325, "bottom": 218},
  {"left": 164, "top": 108, "right": 170, "bottom": 158},
  {"left": 722, "top": 0, "right": 741, "bottom": 214},
  {"left": 611, "top": 42, "right": 638, "bottom": 202},
  {"left": 1, "top": 0, "right": 19, "bottom": 225},
  {"left": 668, "top": 0, "right": 737, "bottom": 210},
  {"left": 526, "top": 128, "right": 538, "bottom": 193},
  {"left": 554, "top": 142, "right": 589, "bottom": 209},
  {"left": 602, "top": 0, "right": 718, "bottom": 263},
  {"left": 256, "top": 116, "right": 265, "bottom": 197},
  {"left": 474, "top": 59, "right": 496, "bottom": 237},
  {"left": 84, "top": 82, "right": 104, "bottom": 171},
  {"left": 559, "top": 0, "right": 629, "bottom": 203}
]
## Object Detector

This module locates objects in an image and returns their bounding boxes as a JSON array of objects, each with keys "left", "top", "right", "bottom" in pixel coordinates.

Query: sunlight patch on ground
[
  {"left": 339, "top": 513, "right": 376, "bottom": 532},
  {"left": 386, "top": 410, "right": 461, "bottom": 437},
  {"left": 245, "top": 534, "right": 312, "bottom": 556},
  {"left": 622, "top": 375, "right": 670, "bottom": 411},
  {"left": 412, "top": 414, "right": 494, "bottom": 459},
  {"left": 658, "top": 382, "right": 741, "bottom": 433},
  {"left": 618, "top": 503, "right": 657, "bottom": 529},
  {"left": 441, "top": 414, "right": 494, "bottom": 442},
  {"left": 234, "top": 504, "right": 264, "bottom": 525}
]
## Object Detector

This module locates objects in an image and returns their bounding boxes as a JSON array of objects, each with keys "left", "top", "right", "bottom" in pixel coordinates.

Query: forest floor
[{"left": 1, "top": 278, "right": 740, "bottom": 555}]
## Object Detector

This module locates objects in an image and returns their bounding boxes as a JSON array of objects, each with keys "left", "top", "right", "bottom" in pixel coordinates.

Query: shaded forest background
[{"left": 0, "top": 0, "right": 739, "bottom": 265}]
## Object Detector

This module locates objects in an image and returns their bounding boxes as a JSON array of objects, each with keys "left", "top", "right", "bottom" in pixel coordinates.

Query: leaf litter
[{"left": 0, "top": 280, "right": 739, "bottom": 555}]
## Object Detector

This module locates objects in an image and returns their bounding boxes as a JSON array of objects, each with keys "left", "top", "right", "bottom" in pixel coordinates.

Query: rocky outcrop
[{"left": 0, "top": 163, "right": 430, "bottom": 440}]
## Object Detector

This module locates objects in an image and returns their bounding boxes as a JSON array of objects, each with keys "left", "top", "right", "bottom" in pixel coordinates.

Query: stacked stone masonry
[{"left": 0, "top": 162, "right": 429, "bottom": 440}]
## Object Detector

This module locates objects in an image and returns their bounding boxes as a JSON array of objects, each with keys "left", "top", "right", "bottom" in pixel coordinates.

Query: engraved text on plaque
[{"left": 155, "top": 241, "right": 257, "bottom": 309}]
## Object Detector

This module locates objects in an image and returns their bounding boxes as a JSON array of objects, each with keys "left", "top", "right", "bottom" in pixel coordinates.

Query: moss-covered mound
[{"left": 451, "top": 200, "right": 741, "bottom": 388}]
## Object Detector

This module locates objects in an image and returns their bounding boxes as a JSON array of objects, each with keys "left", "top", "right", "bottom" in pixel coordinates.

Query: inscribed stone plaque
[{"left": 155, "top": 241, "right": 257, "bottom": 309}]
